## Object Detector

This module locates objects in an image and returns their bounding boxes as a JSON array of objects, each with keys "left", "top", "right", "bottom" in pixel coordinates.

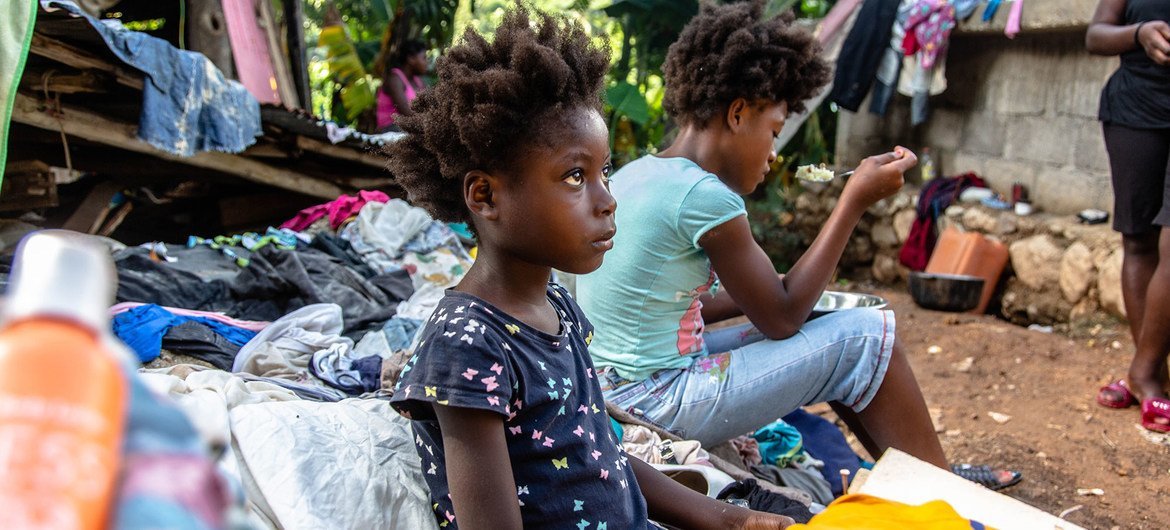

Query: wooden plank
[
  {"left": 256, "top": 0, "right": 299, "bottom": 108},
  {"left": 186, "top": 0, "right": 237, "bottom": 79},
  {"left": 29, "top": 33, "right": 144, "bottom": 90},
  {"left": 221, "top": 0, "right": 282, "bottom": 105},
  {"left": 282, "top": 0, "right": 311, "bottom": 110},
  {"left": 62, "top": 180, "right": 122, "bottom": 233},
  {"left": 295, "top": 135, "right": 387, "bottom": 169},
  {"left": 11, "top": 92, "right": 343, "bottom": 199},
  {"left": 20, "top": 68, "right": 110, "bottom": 94},
  {"left": 0, "top": 161, "right": 59, "bottom": 212}
]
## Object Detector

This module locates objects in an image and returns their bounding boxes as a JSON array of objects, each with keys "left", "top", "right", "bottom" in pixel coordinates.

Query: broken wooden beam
[
  {"left": 295, "top": 135, "right": 387, "bottom": 169},
  {"left": 29, "top": 33, "right": 145, "bottom": 90},
  {"left": 11, "top": 92, "right": 344, "bottom": 199}
]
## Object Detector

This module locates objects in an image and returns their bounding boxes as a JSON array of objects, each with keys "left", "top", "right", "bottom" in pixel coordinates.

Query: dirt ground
[{"left": 849, "top": 286, "right": 1170, "bottom": 529}]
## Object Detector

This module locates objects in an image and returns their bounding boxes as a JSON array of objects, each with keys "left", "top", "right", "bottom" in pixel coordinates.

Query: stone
[
  {"left": 1070, "top": 295, "right": 1100, "bottom": 320},
  {"left": 872, "top": 252, "right": 902, "bottom": 284},
  {"left": 1059, "top": 242, "right": 1095, "bottom": 303},
  {"left": 889, "top": 192, "right": 912, "bottom": 212},
  {"left": 843, "top": 235, "right": 875, "bottom": 267},
  {"left": 994, "top": 214, "right": 1019, "bottom": 235},
  {"left": 962, "top": 207, "right": 998, "bottom": 233},
  {"left": 1010, "top": 234, "right": 1065, "bottom": 290},
  {"left": 1000, "top": 277, "right": 1074, "bottom": 325},
  {"left": 871, "top": 222, "right": 900, "bottom": 249},
  {"left": 1097, "top": 248, "right": 1125, "bottom": 318}
]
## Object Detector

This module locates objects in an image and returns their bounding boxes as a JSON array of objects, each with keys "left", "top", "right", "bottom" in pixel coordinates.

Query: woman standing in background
[
  {"left": 1086, "top": 0, "right": 1170, "bottom": 433},
  {"left": 377, "top": 40, "right": 428, "bottom": 132}
]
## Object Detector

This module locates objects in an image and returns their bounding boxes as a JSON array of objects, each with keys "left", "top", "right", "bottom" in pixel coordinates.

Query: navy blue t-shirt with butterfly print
[{"left": 390, "top": 283, "right": 650, "bottom": 529}]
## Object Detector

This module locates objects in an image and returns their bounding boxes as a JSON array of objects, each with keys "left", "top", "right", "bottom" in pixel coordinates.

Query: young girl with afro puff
[
  {"left": 387, "top": 5, "right": 797, "bottom": 529},
  {"left": 578, "top": 0, "right": 1021, "bottom": 489}
]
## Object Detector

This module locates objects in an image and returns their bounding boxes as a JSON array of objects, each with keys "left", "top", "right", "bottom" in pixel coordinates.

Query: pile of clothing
[
  {"left": 111, "top": 193, "right": 472, "bottom": 399},
  {"left": 85, "top": 191, "right": 879, "bottom": 527}
]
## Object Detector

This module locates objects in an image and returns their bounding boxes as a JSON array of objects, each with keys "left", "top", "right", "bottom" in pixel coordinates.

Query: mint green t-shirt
[{"left": 578, "top": 155, "right": 746, "bottom": 380}]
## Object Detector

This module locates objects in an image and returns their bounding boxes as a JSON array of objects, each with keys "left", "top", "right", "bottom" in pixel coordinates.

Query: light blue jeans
[{"left": 599, "top": 308, "right": 896, "bottom": 447}]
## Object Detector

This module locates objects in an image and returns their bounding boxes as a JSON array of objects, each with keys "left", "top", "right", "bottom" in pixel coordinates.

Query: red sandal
[
  {"left": 1097, "top": 380, "right": 1138, "bottom": 409},
  {"left": 1141, "top": 397, "right": 1170, "bottom": 433}
]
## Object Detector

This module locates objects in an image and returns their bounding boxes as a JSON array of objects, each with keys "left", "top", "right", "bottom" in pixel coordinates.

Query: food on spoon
[{"left": 795, "top": 163, "right": 834, "bottom": 182}]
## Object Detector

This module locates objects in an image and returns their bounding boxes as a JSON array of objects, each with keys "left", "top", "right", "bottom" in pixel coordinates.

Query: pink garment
[
  {"left": 279, "top": 190, "right": 391, "bottom": 232},
  {"left": 376, "top": 68, "right": 420, "bottom": 129},
  {"left": 109, "top": 303, "right": 270, "bottom": 332},
  {"left": 1004, "top": 0, "right": 1023, "bottom": 39},
  {"left": 902, "top": 0, "right": 957, "bottom": 69}
]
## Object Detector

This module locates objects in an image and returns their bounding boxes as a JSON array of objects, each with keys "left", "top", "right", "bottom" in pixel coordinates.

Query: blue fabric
[
  {"left": 112, "top": 304, "right": 257, "bottom": 363},
  {"left": 781, "top": 409, "right": 864, "bottom": 498},
  {"left": 383, "top": 316, "right": 423, "bottom": 351},
  {"left": 600, "top": 310, "right": 896, "bottom": 448},
  {"left": 42, "top": 1, "right": 261, "bottom": 156},
  {"left": 953, "top": 0, "right": 981, "bottom": 20},
  {"left": 982, "top": 0, "right": 1001, "bottom": 22},
  {"left": 390, "top": 283, "right": 651, "bottom": 529},
  {"left": 402, "top": 222, "right": 463, "bottom": 256},
  {"left": 752, "top": 419, "right": 805, "bottom": 468}
]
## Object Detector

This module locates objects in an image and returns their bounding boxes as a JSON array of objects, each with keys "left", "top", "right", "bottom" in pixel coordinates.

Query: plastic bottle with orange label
[{"left": 0, "top": 231, "right": 129, "bottom": 529}]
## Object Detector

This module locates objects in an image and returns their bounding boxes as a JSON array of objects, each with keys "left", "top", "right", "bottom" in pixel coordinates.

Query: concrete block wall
[{"left": 835, "top": 31, "right": 1119, "bottom": 215}]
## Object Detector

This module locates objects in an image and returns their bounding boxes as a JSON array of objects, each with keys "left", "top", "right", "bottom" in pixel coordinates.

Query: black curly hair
[
  {"left": 397, "top": 39, "right": 427, "bottom": 65},
  {"left": 385, "top": 5, "right": 610, "bottom": 225},
  {"left": 662, "top": 0, "right": 830, "bottom": 127}
]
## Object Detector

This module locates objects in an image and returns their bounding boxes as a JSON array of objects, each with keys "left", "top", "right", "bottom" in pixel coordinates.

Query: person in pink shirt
[{"left": 377, "top": 40, "right": 429, "bottom": 132}]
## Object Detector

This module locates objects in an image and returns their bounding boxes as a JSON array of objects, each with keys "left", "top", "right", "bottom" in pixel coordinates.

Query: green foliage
[{"left": 747, "top": 172, "right": 804, "bottom": 272}]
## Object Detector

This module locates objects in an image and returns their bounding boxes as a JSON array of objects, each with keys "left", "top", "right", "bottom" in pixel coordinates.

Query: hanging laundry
[
  {"left": 902, "top": 0, "right": 956, "bottom": 70},
  {"left": 983, "top": 0, "right": 1002, "bottom": 21},
  {"left": 1005, "top": 0, "right": 1024, "bottom": 39},
  {"left": 827, "top": 0, "right": 902, "bottom": 112}
]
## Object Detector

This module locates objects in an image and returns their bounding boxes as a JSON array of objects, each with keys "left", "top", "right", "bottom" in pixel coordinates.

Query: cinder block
[
  {"left": 987, "top": 50, "right": 1053, "bottom": 116},
  {"left": 925, "top": 108, "right": 965, "bottom": 151},
  {"left": 960, "top": 111, "right": 1006, "bottom": 156},
  {"left": 1031, "top": 165, "right": 1112, "bottom": 214},
  {"left": 1074, "top": 123, "right": 1110, "bottom": 173},
  {"left": 1004, "top": 116, "right": 1076, "bottom": 166},
  {"left": 948, "top": 151, "right": 990, "bottom": 179}
]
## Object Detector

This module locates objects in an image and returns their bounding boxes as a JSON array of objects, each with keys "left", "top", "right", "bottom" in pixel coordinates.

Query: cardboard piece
[{"left": 852, "top": 449, "right": 1086, "bottom": 530}]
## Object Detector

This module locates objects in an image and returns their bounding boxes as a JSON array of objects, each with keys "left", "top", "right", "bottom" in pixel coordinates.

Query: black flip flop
[{"left": 951, "top": 463, "right": 1022, "bottom": 491}]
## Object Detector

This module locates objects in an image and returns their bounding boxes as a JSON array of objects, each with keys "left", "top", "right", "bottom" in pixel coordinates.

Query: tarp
[{"left": 0, "top": 0, "right": 37, "bottom": 187}]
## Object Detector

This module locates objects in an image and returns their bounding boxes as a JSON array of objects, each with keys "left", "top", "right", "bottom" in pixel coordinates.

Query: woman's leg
[
  {"left": 1101, "top": 124, "right": 1170, "bottom": 402},
  {"left": 603, "top": 309, "right": 940, "bottom": 455},
  {"left": 1120, "top": 232, "right": 1159, "bottom": 348},
  {"left": 836, "top": 339, "right": 947, "bottom": 468},
  {"left": 1130, "top": 227, "right": 1170, "bottom": 403}
]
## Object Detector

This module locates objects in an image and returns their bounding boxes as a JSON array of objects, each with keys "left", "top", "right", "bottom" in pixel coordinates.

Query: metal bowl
[
  {"left": 908, "top": 272, "right": 985, "bottom": 312},
  {"left": 809, "top": 291, "right": 888, "bottom": 320}
]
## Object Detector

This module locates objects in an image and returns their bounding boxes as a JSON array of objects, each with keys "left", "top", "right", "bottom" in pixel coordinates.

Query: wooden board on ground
[{"left": 851, "top": 449, "right": 1086, "bottom": 530}]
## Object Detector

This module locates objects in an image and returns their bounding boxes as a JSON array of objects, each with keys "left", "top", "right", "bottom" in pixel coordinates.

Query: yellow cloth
[{"left": 790, "top": 494, "right": 994, "bottom": 530}]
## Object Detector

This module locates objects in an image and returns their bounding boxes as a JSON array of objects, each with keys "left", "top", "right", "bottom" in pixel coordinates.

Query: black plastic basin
[{"left": 908, "top": 272, "right": 985, "bottom": 312}]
